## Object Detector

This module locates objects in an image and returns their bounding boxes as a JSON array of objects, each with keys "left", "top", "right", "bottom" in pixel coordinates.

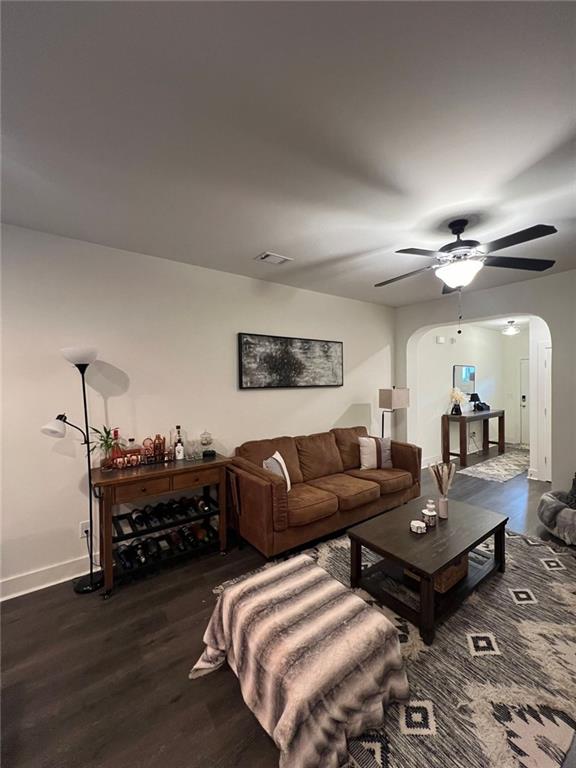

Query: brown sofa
[{"left": 229, "top": 426, "right": 421, "bottom": 557}]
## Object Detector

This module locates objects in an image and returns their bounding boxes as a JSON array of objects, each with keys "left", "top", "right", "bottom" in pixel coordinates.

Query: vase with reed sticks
[{"left": 429, "top": 461, "right": 456, "bottom": 519}]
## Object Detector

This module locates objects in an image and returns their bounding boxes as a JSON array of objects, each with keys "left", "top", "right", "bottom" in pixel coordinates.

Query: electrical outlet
[{"left": 79, "top": 521, "right": 90, "bottom": 539}]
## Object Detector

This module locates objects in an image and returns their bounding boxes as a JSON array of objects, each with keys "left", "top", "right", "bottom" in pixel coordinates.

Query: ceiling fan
[{"left": 374, "top": 219, "right": 557, "bottom": 294}]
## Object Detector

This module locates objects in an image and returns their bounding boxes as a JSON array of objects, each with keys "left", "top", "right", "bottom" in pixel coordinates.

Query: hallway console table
[
  {"left": 441, "top": 410, "right": 505, "bottom": 468},
  {"left": 92, "top": 455, "right": 229, "bottom": 596}
]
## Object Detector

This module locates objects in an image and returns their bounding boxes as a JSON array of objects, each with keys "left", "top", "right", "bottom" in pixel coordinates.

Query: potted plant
[{"left": 91, "top": 426, "right": 115, "bottom": 469}]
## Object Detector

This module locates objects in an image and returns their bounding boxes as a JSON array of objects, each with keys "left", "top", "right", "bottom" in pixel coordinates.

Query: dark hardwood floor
[{"left": 1, "top": 449, "right": 555, "bottom": 768}]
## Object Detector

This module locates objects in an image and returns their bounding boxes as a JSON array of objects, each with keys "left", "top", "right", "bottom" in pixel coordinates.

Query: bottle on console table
[{"left": 174, "top": 425, "right": 186, "bottom": 461}]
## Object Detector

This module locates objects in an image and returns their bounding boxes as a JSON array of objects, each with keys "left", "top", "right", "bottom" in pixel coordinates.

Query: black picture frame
[{"left": 238, "top": 333, "right": 344, "bottom": 389}]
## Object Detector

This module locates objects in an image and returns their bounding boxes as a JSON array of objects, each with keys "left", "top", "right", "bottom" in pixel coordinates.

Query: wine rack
[{"left": 112, "top": 496, "right": 220, "bottom": 580}]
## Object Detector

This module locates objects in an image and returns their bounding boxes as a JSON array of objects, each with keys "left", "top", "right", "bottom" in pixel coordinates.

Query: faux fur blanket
[{"left": 190, "top": 554, "right": 409, "bottom": 768}]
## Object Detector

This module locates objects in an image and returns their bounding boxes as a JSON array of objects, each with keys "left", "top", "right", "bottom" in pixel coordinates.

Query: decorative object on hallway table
[
  {"left": 374, "top": 218, "right": 557, "bottom": 295},
  {"left": 470, "top": 393, "right": 491, "bottom": 412},
  {"left": 216, "top": 531, "right": 576, "bottom": 768},
  {"left": 238, "top": 332, "right": 343, "bottom": 389},
  {"left": 449, "top": 386, "right": 466, "bottom": 416},
  {"left": 41, "top": 346, "right": 103, "bottom": 594},
  {"left": 428, "top": 461, "right": 456, "bottom": 518},
  {"left": 378, "top": 386, "right": 410, "bottom": 438},
  {"left": 192, "top": 554, "right": 409, "bottom": 768}
]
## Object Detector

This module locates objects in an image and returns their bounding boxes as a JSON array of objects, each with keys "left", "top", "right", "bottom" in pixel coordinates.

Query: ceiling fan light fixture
[{"left": 436, "top": 259, "right": 483, "bottom": 289}]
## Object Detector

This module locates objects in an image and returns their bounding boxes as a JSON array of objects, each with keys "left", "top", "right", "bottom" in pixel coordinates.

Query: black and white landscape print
[{"left": 238, "top": 333, "right": 343, "bottom": 389}]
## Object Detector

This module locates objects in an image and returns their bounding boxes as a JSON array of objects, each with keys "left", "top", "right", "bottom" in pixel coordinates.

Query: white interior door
[{"left": 520, "top": 358, "right": 529, "bottom": 448}]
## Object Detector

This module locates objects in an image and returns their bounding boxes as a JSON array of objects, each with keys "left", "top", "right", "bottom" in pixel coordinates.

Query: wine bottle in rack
[
  {"left": 131, "top": 509, "right": 146, "bottom": 530},
  {"left": 170, "top": 530, "right": 186, "bottom": 552},
  {"left": 145, "top": 538, "right": 161, "bottom": 559},
  {"left": 134, "top": 541, "right": 148, "bottom": 565},
  {"left": 197, "top": 498, "right": 210, "bottom": 513},
  {"left": 117, "top": 544, "right": 134, "bottom": 570}
]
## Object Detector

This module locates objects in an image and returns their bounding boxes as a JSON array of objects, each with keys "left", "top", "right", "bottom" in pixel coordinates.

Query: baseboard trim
[
  {"left": 422, "top": 454, "right": 442, "bottom": 468},
  {"left": 0, "top": 552, "right": 98, "bottom": 601}
]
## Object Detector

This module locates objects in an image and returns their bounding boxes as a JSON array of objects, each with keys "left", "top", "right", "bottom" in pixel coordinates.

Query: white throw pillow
[
  {"left": 358, "top": 436, "right": 393, "bottom": 470},
  {"left": 262, "top": 450, "right": 292, "bottom": 491}
]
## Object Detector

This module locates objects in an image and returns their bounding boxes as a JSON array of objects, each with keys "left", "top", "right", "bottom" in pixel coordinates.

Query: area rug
[
  {"left": 215, "top": 533, "right": 576, "bottom": 768},
  {"left": 457, "top": 449, "right": 530, "bottom": 483}
]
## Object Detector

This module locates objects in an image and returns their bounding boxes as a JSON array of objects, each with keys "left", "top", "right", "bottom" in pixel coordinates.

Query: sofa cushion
[
  {"left": 287, "top": 483, "right": 338, "bottom": 527},
  {"left": 236, "top": 436, "right": 303, "bottom": 484},
  {"left": 359, "top": 436, "right": 393, "bottom": 470},
  {"left": 308, "top": 473, "right": 380, "bottom": 511},
  {"left": 330, "top": 426, "right": 368, "bottom": 470},
  {"left": 295, "top": 432, "right": 344, "bottom": 481},
  {"left": 346, "top": 468, "right": 413, "bottom": 495}
]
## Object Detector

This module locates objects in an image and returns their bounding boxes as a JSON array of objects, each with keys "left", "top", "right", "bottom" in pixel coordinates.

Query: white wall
[
  {"left": 1, "top": 225, "right": 395, "bottom": 598},
  {"left": 395, "top": 269, "right": 576, "bottom": 491},
  {"left": 414, "top": 324, "right": 504, "bottom": 465}
]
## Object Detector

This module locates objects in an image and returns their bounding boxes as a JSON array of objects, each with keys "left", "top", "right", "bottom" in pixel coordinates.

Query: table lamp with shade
[
  {"left": 41, "top": 346, "right": 103, "bottom": 594},
  {"left": 378, "top": 387, "right": 410, "bottom": 438}
]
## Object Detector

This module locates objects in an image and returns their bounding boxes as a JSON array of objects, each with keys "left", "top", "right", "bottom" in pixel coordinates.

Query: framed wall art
[{"left": 238, "top": 333, "right": 343, "bottom": 389}]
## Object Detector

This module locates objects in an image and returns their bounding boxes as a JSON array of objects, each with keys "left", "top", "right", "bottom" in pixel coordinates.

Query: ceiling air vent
[{"left": 254, "top": 251, "right": 293, "bottom": 266}]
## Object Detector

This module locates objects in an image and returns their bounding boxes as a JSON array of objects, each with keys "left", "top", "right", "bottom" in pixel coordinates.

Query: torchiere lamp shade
[
  {"left": 61, "top": 346, "right": 98, "bottom": 366},
  {"left": 379, "top": 388, "right": 410, "bottom": 411}
]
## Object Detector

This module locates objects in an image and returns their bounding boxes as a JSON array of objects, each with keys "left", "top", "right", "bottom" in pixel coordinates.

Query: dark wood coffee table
[{"left": 348, "top": 499, "right": 508, "bottom": 645}]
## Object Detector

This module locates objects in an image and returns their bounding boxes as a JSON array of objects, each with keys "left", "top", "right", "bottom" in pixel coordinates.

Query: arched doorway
[{"left": 405, "top": 314, "right": 552, "bottom": 482}]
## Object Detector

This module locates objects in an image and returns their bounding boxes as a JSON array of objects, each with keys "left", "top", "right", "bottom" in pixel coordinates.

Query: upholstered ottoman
[
  {"left": 191, "top": 554, "right": 409, "bottom": 768},
  {"left": 538, "top": 490, "right": 576, "bottom": 545}
]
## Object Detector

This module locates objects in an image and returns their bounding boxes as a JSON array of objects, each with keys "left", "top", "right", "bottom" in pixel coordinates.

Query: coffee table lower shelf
[{"left": 351, "top": 538, "right": 505, "bottom": 645}]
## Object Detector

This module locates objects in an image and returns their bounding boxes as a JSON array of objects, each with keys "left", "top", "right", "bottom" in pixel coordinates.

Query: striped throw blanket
[{"left": 190, "top": 554, "right": 409, "bottom": 768}]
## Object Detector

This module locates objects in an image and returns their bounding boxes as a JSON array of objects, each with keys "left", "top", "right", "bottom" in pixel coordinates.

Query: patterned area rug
[
  {"left": 457, "top": 449, "right": 530, "bottom": 482},
  {"left": 216, "top": 533, "right": 576, "bottom": 768}
]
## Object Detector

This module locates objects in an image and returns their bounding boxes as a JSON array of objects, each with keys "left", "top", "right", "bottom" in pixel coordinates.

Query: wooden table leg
[
  {"left": 495, "top": 524, "right": 506, "bottom": 573},
  {"left": 350, "top": 538, "right": 362, "bottom": 588},
  {"left": 498, "top": 413, "right": 505, "bottom": 454},
  {"left": 482, "top": 418, "right": 489, "bottom": 453},
  {"left": 218, "top": 467, "right": 227, "bottom": 553},
  {"left": 459, "top": 418, "right": 468, "bottom": 467},
  {"left": 420, "top": 576, "right": 435, "bottom": 645},
  {"left": 441, "top": 415, "right": 450, "bottom": 463},
  {"left": 101, "top": 487, "right": 114, "bottom": 597}
]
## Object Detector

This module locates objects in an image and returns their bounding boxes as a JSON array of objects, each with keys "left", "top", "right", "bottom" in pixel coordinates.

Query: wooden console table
[
  {"left": 92, "top": 455, "right": 229, "bottom": 596},
  {"left": 441, "top": 410, "right": 505, "bottom": 468}
]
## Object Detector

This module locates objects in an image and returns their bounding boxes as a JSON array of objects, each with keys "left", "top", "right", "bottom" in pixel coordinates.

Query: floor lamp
[
  {"left": 378, "top": 387, "right": 410, "bottom": 438},
  {"left": 41, "top": 346, "right": 103, "bottom": 594}
]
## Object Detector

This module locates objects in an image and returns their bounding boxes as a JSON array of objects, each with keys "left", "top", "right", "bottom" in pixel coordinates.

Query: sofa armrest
[
  {"left": 391, "top": 440, "right": 422, "bottom": 485},
  {"left": 230, "top": 457, "right": 289, "bottom": 533}
]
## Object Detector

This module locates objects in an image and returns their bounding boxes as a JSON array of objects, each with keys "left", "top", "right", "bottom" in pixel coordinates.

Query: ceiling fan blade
[
  {"left": 481, "top": 224, "right": 557, "bottom": 254},
  {"left": 442, "top": 284, "right": 459, "bottom": 295},
  {"left": 374, "top": 265, "right": 434, "bottom": 288},
  {"left": 483, "top": 256, "right": 556, "bottom": 272},
  {"left": 396, "top": 248, "right": 442, "bottom": 258}
]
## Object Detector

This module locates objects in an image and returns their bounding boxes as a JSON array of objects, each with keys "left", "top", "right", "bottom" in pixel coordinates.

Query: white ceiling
[{"left": 2, "top": 2, "right": 575, "bottom": 307}]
